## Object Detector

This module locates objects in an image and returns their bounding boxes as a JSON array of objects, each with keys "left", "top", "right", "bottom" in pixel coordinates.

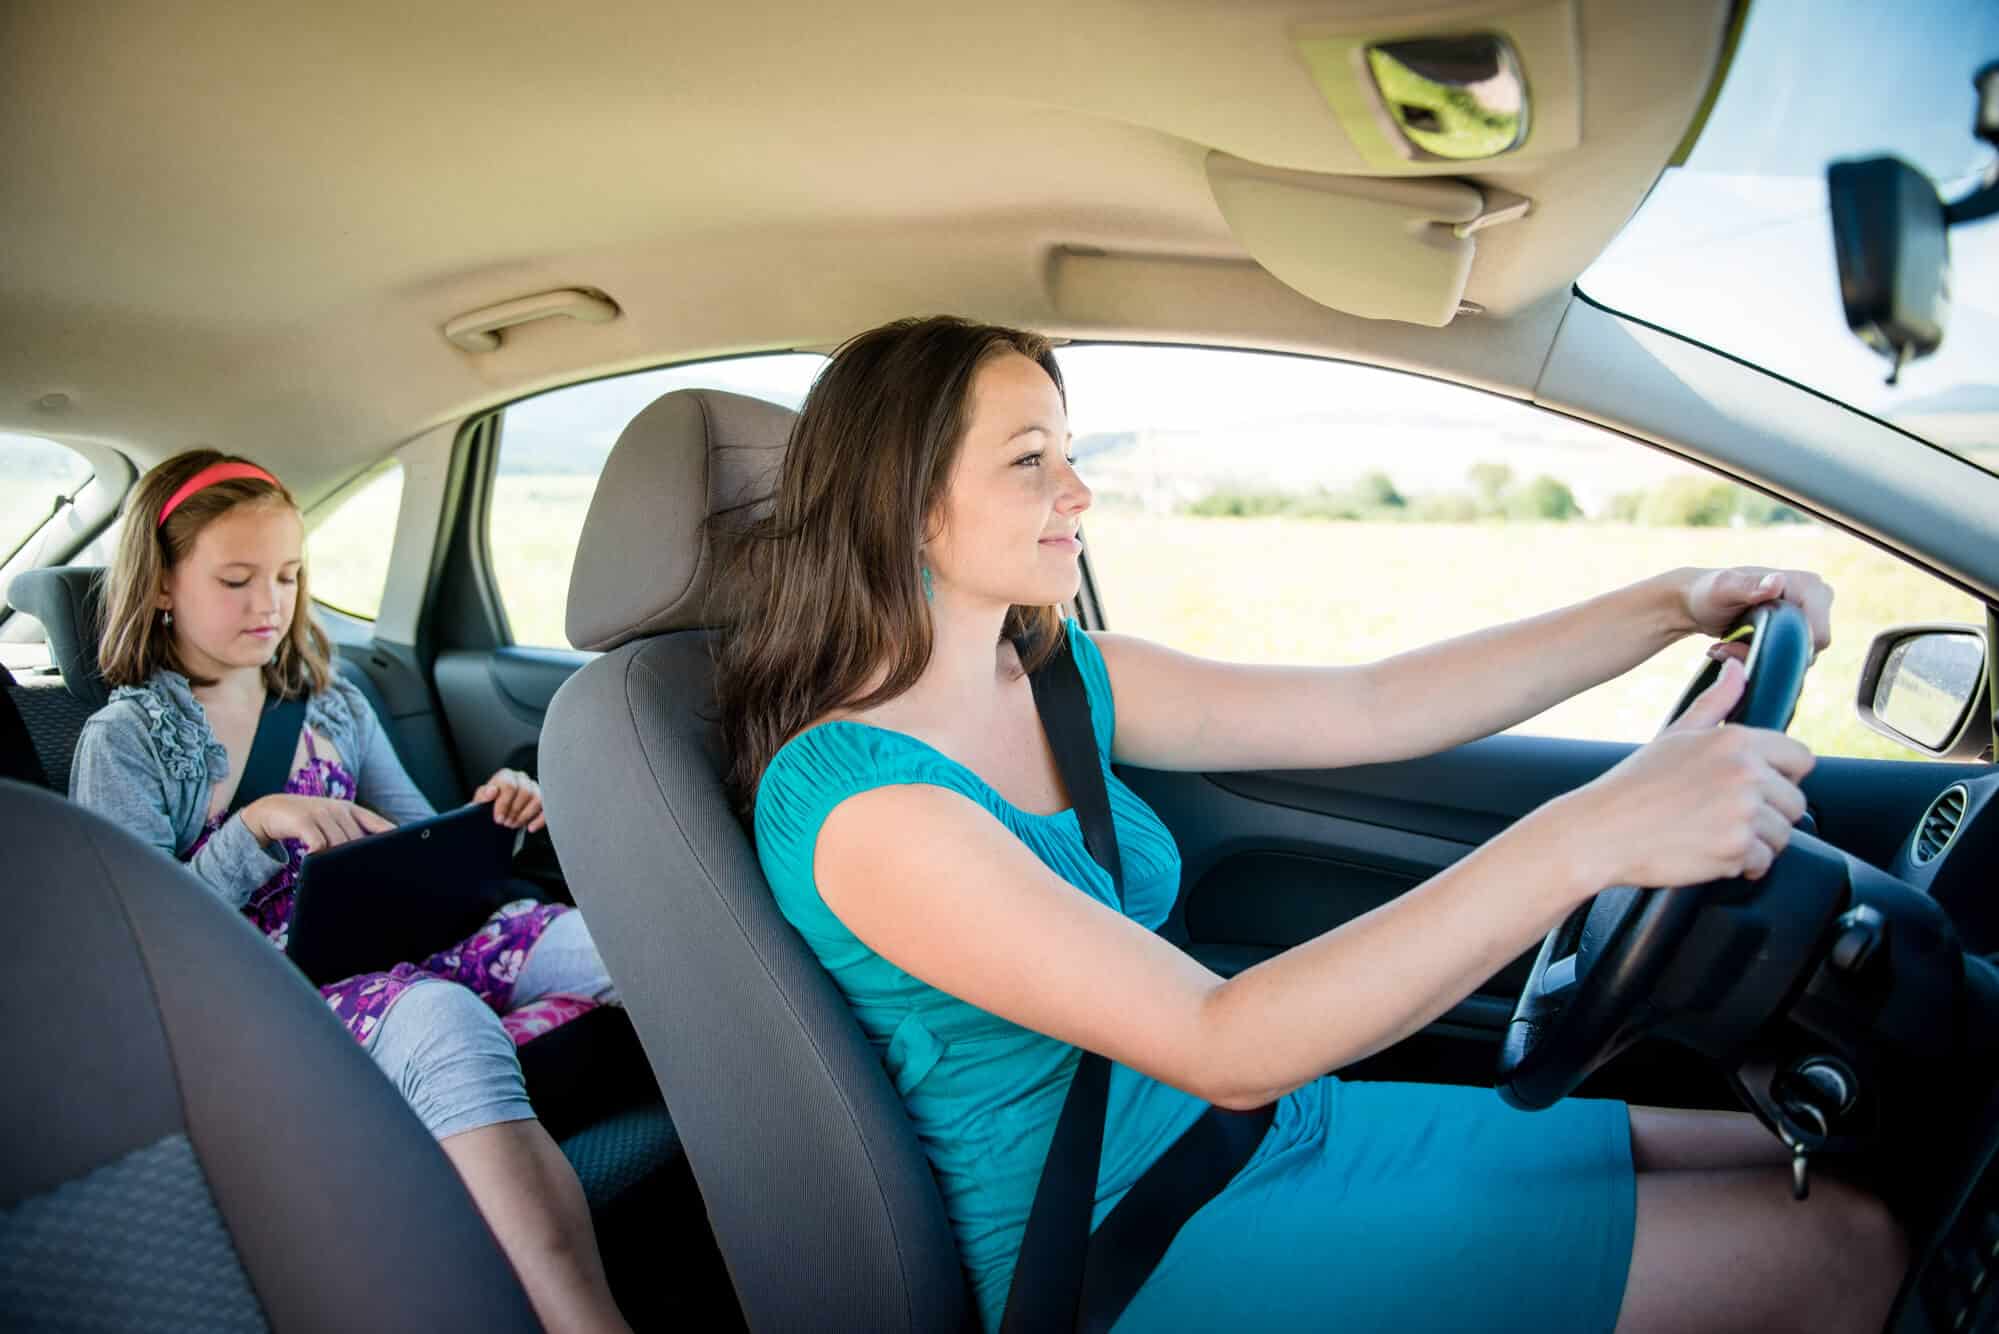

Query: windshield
[{"left": 1579, "top": 0, "right": 1998, "bottom": 478}]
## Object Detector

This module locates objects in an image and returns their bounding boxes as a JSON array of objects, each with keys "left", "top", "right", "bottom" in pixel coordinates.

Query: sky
[{"left": 1579, "top": 0, "right": 1998, "bottom": 433}]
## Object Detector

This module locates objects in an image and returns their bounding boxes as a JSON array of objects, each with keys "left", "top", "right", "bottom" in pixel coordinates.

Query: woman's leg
[
  {"left": 1628, "top": 1105, "right": 1793, "bottom": 1173},
  {"left": 1614, "top": 1167, "right": 1908, "bottom": 1334},
  {"left": 366, "top": 980, "right": 631, "bottom": 1334}
]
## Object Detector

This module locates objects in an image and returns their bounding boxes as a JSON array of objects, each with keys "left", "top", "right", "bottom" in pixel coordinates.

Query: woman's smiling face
[
  {"left": 158, "top": 498, "right": 304, "bottom": 680},
  {"left": 925, "top": 351, "right": 1092, "bottom": 611}
]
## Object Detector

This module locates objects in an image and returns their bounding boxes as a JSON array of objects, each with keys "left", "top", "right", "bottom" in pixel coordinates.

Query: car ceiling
[{"left": 0, "top": 0, "right": 1732, "bottom": 502}]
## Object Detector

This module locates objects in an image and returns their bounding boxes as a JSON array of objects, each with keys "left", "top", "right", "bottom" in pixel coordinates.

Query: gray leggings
[{"left": 360, "top": 911, "right": 619, "bottom": 1140}]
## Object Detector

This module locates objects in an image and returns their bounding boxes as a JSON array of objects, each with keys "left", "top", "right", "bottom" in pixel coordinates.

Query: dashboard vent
[{"left": 1912, "top": 785, "right": 1969, "bottom": 864}]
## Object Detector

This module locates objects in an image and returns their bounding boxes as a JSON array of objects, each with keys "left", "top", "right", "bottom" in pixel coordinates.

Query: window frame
[
  {"left": 0, "top": 437, "right": 134, "bottom": 631},
  {"left": 472, "top": 349, "right": 828, "bottom": 653},
  {"left": 305, "top": 454, "right": 409, "bottom": 623}
]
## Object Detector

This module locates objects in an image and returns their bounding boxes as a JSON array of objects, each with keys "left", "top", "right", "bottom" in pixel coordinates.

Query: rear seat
[
  {"left": 2, "top": 564, "right": 726, "bottom": 1327},
  {"left": 1, "top": 664, "right": 56, "bottom": 786},
  {"left": 1, "top": 661, "right": 94, "bottom": 791}
]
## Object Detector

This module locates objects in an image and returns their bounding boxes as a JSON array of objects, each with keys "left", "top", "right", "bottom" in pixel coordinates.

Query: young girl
[
  {"left": 721, "top": 316, "right": 1905, "bottom": 1333},
  {"left": 70, "top": 450, "right": 632, "bottom": 1334}
]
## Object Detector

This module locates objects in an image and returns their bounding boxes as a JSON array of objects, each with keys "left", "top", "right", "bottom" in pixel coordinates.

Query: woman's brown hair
[
  {"left": 712, "top": 315, "right": 1068, "bottom": 817},
  {"left": 99, "top": 448, "right": 334, "bottom": 698}
]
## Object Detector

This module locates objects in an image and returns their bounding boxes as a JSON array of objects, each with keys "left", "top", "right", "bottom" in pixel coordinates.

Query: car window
[
  {"left": 488, "top": 353, "right": 825, "bottom": 650},
  {"left": 0, "top": 433, "right": 92, "bottom": 563},
  {"left": 307, "top": 459, "right": 405, "bottom": 621},
  {"left": 1056, "top": 344, "right": 1987, "bottom": 762}
]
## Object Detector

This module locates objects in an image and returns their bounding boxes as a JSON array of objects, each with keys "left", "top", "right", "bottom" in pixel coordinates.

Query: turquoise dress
[{"left": 755, "top": 620, "right": 1636, "bottom": 1332}]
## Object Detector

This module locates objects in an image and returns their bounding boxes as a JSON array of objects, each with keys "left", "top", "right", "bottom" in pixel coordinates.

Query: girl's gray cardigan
[{"left": 69, "top": 668, "right": 436, "bottom": 909}]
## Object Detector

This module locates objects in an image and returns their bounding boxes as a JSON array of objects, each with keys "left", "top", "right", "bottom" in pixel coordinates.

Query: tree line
[{"left": 1182, "top": 463, "right": 1807, "bottom": 527}]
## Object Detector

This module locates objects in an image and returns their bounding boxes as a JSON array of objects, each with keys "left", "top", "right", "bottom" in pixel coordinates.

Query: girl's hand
[
  {"left": 1558, "top": 657, "right": 1816, "bottom": 893},
  {"left": 473, "top": 768, "right": 546, "bottom": 832},
  {"left": 241, "top": 794, "right": 396, "bottom": 853},
  {"left": 1681, "top": 566, "right": 1833, "bottom": 664}
]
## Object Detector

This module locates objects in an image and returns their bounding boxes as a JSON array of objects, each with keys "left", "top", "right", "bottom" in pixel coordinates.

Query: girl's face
[
  {"left": 158, "top": 499, "right": 304, "bottom": 681},
  {"left": 926, "top": 352, "right": 1092, "bottom": 611}
]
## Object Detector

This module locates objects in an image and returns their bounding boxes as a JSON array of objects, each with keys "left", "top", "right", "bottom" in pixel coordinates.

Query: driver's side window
[{"left": 1054, "top": 344, "right": 1984, "bottom": 762}]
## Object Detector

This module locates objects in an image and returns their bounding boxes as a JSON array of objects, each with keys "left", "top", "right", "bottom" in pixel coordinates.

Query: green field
[{"left": 315, "top": 474, "right": 1986, "bottom": 763}]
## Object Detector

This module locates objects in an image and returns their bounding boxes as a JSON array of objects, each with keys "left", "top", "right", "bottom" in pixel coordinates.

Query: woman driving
[{"left": 718, "top": 315, "right": 1906, "bottom": 1332}]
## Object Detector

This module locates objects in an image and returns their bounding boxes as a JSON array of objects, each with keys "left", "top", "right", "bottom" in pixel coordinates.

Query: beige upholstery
[
  {"left": 564, "top": 389, "right": 796, "bottom": 653},
  {"left": 0, "top": 1, "right": 1736, "bottom": 504}
]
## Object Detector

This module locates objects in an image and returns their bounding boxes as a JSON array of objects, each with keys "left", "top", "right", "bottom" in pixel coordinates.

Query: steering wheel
[{"left": 1496, "top": 599, "right": 1816, "bottom": 1110}]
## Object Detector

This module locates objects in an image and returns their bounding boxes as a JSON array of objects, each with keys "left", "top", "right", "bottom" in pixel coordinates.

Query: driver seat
[{"left": 540, "top": 388, "right": 977, "bottom": 1332}]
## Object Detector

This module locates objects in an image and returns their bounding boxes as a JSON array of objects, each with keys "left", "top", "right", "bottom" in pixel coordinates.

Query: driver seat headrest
[
  {"left": 564, "top": 388, "right": 797, "bottom": 653},
  {"left": 7, "top": 565, "right": 109, "bottom": 710}
]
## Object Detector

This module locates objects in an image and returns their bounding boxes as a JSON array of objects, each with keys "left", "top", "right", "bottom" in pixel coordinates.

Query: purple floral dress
[{"left": 184, "top": 729, "right": 589, "bottom": 1047}]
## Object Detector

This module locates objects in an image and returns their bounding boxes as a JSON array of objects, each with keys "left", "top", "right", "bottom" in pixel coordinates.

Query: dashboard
[{"left": 1889, "top": 769, "right": 1999, "bottom": 959}]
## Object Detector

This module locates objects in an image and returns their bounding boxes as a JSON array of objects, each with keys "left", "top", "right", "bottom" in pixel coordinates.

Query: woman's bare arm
[
  {"left": 1092, "top": 571, "right": 1691, "bottom": 774},
  {"left": 813, "top": 667, "right": 1810, "bottom": 1109},
  {"left": 814, "top": 781, "right": 1594, "bottom": 1110}
]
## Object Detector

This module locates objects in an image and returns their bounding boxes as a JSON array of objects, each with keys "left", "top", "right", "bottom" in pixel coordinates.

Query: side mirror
[{"left": 1856, "top": 624, "right": 1992, "bottom": 760}]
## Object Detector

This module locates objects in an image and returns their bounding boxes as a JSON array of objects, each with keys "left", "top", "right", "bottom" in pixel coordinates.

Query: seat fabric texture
[{"left": 0, "top": 778, "right": 543, "bottom": 1333}]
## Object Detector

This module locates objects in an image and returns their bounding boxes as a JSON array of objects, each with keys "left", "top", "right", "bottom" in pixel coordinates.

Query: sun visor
[{"left": 1206, "top": 152, "right": 1525, "bottom": 328}]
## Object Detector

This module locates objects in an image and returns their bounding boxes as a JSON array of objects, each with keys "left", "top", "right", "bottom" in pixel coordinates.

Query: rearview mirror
[
  {"left": 1825, "top": 61, "right": 1999, "bottom": 383},
  {"left": 1856, "top": 624, "right": 1991, "bottom": 759},
  {"left": 1826, "top": 158, "right": 1950, "bottom": 384}
]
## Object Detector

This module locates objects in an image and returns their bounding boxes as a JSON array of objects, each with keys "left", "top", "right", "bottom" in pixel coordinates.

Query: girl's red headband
[{"left": 157, "top": 462, "right": 280, "bottom": 527}]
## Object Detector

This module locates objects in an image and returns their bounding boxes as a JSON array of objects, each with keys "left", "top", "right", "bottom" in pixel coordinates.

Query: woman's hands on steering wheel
[
  {"left": 1681, "top": 565, "right": 1834, "bottom": 666},
  {"left": 1545, "top": 561, "right": 1831, "bottom": 890},
  {"left": 1500, "top": 592, "right": 1825, "bottom": 1107},
  {"left": 1554, "top": 654, "right": 1817, "bottom": 895}
]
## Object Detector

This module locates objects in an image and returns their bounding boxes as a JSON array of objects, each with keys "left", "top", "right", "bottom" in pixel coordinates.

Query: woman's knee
[
  {"left": 1782, "top": 1177, "right": 1909, "bottom": 1330},
  {"left": 367, "top": 980, "right": 533, "bottom": 1139},
  {"left": 1817, "top": 1176, "right": 1909, "bottom": 1288},
  {"left": 1621, "top": 1168, "right": 1907, "bottom": 1333}
]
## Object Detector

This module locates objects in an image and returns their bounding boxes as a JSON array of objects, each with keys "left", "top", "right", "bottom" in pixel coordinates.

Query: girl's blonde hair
[{"left": 99, "top": 448, "right": 333, "bottom": 697}]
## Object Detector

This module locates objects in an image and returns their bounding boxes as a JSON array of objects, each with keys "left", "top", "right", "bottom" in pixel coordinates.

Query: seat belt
[
  {"left": 1000, "top": 631, "right": 1275, "bottom": 1334},
  {"left": 227, "top": 694, "right": 309, "bottom": 817},
  {"left": 1002, "top": 629, "right": 1119, "bottom": 1334}
]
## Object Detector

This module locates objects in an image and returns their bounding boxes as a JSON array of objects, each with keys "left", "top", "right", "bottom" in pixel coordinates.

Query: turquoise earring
[{"left": 920, "top": 565, "right": 935, "bottom": 603}]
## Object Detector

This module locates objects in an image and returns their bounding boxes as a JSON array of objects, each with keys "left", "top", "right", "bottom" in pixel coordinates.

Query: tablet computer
[{"left": 286, "top": 802, "right": 519, "bottom": 988}]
